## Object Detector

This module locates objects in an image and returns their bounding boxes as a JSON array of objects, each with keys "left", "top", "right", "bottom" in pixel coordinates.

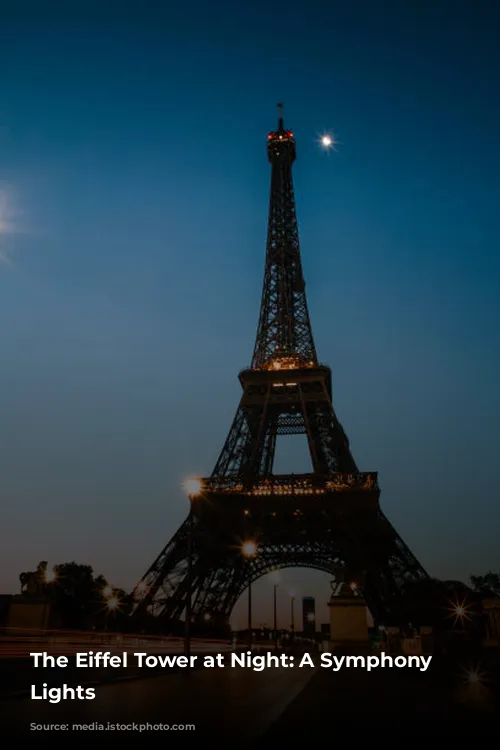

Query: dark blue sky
[{"left": 1, "top": 1, "right": 499, "bottom": 624}]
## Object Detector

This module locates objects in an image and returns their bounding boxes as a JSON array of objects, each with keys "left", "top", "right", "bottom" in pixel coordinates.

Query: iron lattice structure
[{"left": 132, "top": 105, "right": 428, "bottom": 627}]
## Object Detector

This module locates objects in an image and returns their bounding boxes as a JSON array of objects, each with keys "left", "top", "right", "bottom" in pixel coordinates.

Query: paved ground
[
  {"left": 0, "top": 632, "right": 233, "bottom": 659},
  {"left": 0, "top": 633, "right": 236, "bottom": 697},
  {"left": 2, "top": 648, "right": 498, "bottom": 745},
  {"left": 259, "top": 652, "right": 500, "bottom": 742},
  {"left": 1, "top": 660, "right": 318, "bottom": 746}
]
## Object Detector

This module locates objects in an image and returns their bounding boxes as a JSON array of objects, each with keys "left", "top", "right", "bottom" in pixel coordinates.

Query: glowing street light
[
  {"left": 241, "top": 540, "right": 258, "bottom": 558},
  {"left": 446, "top": 598, "right": 473, "bottom": 626},
  {"left": 467, "top": 670, "right": 481, "bottom": 684},
  {"left": 102, "top": 584, "right": 113, "bottom": 598},
  {"left": 41, "top": 566, "right": 56, "bottom": 632},
  {"left": 241, "top": 541, "right": 259, "bottom": 648},
  {"left": 107, "top": 596, "right": 119, "bottom": 612},
  {"left": 44, "top": 567, "right": 57, "bottom": 584}
]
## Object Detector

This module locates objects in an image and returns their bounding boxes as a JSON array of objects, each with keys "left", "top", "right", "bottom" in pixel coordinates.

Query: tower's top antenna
[{"left": 277, "top": 102, "right": 284, "bottom": 129}]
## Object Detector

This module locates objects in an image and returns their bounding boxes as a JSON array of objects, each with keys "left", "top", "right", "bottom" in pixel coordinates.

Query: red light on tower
[{"left": 288, "top": 131, "right": 293, "bottom": 137}]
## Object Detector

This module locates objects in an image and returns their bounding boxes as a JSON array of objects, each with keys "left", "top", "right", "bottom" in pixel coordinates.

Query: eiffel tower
[{"left": 132, "top": 105, "right": 428, "bottom": 627}]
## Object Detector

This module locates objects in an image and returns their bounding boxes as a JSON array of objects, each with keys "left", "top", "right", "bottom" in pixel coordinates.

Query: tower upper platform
[{"left": 267, "top": 102, "right": 296, "bottom": 163}]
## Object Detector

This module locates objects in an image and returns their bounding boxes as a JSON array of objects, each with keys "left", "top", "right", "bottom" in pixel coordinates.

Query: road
[
  {"left": 2, "top": 659, "right": 318, "bottom": 745},
  {"left": 0, "top": 633, "right": 237, "bottom": 697},
  {"left": 261, "top": 652, "right": 500, "bottom": 741},
  {"left": 0, "top": 632, "right": 233, "bottom": 659}
]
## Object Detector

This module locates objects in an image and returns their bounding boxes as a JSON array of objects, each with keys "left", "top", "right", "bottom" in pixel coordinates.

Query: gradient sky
[{"left": 1, "top": 1, "right": 499, "bottom": 627}]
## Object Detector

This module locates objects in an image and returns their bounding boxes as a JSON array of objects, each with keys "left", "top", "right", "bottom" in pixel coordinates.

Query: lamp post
[
  {"left": 42, "top": 566, "right": 57, "bottom": 632},
  {"left": 241, "top": 541, "right": 258, "bottom": 649},
  {"left": 273, "top": 584, "right": 278, "bottom": 650},
  {"left": 306, "top": 611, "right": 315, "bottom": 642},
  {"left": 183, "top": 478, "right": 202, "bottom": 661}
]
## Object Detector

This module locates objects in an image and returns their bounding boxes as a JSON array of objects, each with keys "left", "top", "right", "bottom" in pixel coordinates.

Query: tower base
[{"left": 328, "top": 586, "right": 369, "bottom": 650}]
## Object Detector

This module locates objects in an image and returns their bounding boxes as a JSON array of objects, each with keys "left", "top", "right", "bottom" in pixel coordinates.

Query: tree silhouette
[
  {"left": 470, "top": 571, "right": 500, "bottom": 597},
  {"left": 31, "top": 561, "right": 132, "bottom": 630}
]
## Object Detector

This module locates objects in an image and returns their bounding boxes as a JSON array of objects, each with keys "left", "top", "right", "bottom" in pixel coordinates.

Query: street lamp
[
  {"left": 242, "top": 540, "right": 258, "bottom": 558},
  {"left": 107, "top": 596, "right": 119, "bottom": 612},
  {"left": 42, "top": 566, "right": 57, "bottom": 631},
  {"left": 183, "top": 477, "right": 203, "bottom": 660},
  {"left": 272, "top": 584, "right": 279, "bottom": 650},
  {"left": 242, "top": 540, "right": 258, "bottom": 648},
  {"left": 44, "top": 567, "right": 57, "bottom": 584}
]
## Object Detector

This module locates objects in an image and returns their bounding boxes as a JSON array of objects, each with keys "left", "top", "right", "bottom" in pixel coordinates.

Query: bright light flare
[
  {"left": 319, "top": 132, "right": 338, "bottom": 151},
  {"left": 241, "top": 540, "right": 258, "bottom": 558},
  {"left": 460, "top": 662, "right": 487, "bottom": 689},
  {"left": 466, "top": 670, "right": 481, "bottom": 684},
  {"left": 102, "top": 584, "right": 113, "bottom": 598},
  {"left": 446, "top": 597, "right": 473, "bottom": 625},
  {"left": 183, "top": 478, "right": 202, "bottom": 496},
  {"left": 44, "top": 568, "right": 57, "bottom": 584},
  {"left": 107, "top": 596, "right": 120, "bottom": 611}
]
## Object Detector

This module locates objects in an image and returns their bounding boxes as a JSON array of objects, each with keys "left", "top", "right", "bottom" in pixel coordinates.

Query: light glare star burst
[
  {"left": 318, "top": 132, "right": 338, "bottom": 151},
  {"left": 446, "top": 597, "right": 473, "bottom": 625}
]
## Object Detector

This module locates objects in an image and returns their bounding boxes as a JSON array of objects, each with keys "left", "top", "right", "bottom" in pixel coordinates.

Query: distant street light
[
  {"left": 44, "top": 568, "right": 57, "bottom": 584},
  {"left": 242, "top": 541, "right": 258, "bottom": 648},
  {"left": 447, "top": 597, "right": 473, "bottom": 626},
  {"left": 273, "top": 584, "right": 278, "bottom": 650},
  {"left": 241, "top": 541, "right": 258, "bottom": 558},
  {"left": 42, "top": 566, "right": 57, "bottom": 631},
  {"left": 107, "top": 596, "right": 119, "bottom": 612}
]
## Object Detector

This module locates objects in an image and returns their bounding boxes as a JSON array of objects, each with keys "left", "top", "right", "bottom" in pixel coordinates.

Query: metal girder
[
  {"left": 132, "top": 489, "right": 427, "bottom": 625},
  {"left": 252, "top": 116, "right": 317, "bottom": 369}
]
